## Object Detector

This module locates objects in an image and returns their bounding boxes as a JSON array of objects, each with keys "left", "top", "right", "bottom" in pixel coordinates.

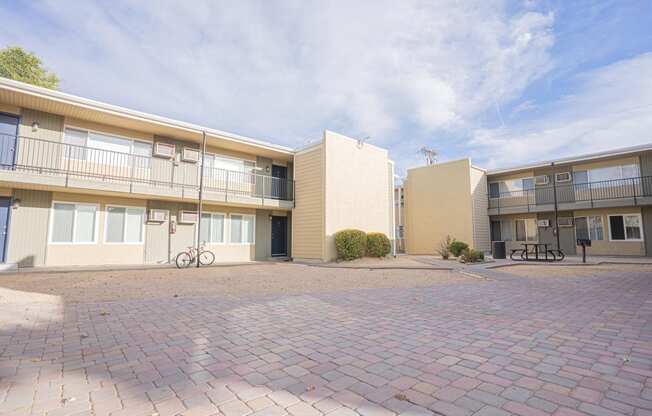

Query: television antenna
[
  {"left": 420, "top": 147, "right": 437, "bottom": 165},
  {"left": 357, "top": 135, "right": 370, "bottom": 148}
]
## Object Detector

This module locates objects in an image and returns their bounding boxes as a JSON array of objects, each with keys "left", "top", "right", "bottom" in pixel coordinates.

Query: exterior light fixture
[
  {"left": 31, "top": 121, "right": 39, "bottom": 132},
  {"left": 11, "top": 198, "right": 21, "bottom": 209}
]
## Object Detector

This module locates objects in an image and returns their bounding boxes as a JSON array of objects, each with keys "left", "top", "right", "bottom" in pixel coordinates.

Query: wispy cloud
[
  {"left": 0, "top": 0, "right": 557, "bottom": 167},
  {"left": 471, "top": 52, "right": 652, "bottom": 169}
]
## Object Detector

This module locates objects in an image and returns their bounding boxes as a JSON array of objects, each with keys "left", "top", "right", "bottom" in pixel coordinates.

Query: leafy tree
[{"left": 0, "top": 46, "right": 59, "bottom": 89}]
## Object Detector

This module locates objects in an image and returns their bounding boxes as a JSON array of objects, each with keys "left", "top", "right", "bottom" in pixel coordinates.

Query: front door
[
  {"left": 0, "top": 197, "right": 11, "bottom": 262},
  {"left": 271, "top": 216, "right": 287, "bottom": 257},
  {"left": 271, "top": 165, "right": 287, "bottom": 200},
  {"left": 0, "top": 114, "right": 19, "bottom": 169}
]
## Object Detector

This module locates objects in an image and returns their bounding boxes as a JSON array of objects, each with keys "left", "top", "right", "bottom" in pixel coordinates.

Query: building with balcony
[
  {"left": 402, "top": 145, "right": 652, "bottom": 257},
  {"left": 0, "top": 78, "right": 395, "bottom": 267}
]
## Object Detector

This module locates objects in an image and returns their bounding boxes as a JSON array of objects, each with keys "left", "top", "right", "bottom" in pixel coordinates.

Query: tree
[{"left": 0, "top": 46, "right": 59, "bottom": 89}]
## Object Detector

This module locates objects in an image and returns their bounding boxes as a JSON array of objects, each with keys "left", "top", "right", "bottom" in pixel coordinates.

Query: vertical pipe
[
  {"left": 196, "top": 131, "right": 207, "bottom": 268},
  {"left": 551, "top": 163, "right": 561, "bottom": 250}
]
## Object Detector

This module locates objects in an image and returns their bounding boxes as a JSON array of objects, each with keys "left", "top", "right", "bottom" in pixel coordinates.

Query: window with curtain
[
  {"left": 515, "top": 219, "right": 537, "bottom": 242},
  {"left": 105, "top": 207, "right": 145, "bottom": 243},
  {"left": 50, "top": 203, "right": 97, "bottom": 243},
  {"left": 609, "top": 215, "right": 642, "bottom": 241},
  {"left": 230, "top": 214, "right": 255, "bottom": 244},
  {"left": 575, "top": 216, "right": 603, "bottom": 241},
  {"left": 199, "top": 213, "right": 225, "bottom": 243}
]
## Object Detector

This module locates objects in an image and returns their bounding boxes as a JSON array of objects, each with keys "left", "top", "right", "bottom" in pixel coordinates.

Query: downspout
[
  {"left": 551, "top": 162, "right": 561, "bottom": 250},
  {"left": 196, "top": 131, "right": 207, "bottom": 267}
]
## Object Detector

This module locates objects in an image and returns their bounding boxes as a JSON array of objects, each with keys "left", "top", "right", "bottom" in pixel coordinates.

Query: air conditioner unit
[
  {"left": 182, "top": 147, "right": 200, "bottom": 163},
  {"left": 534, "top": 175, "right": 549, "bottom": 185},
  {"left": 558, "top": 217, "right": 574, "bottom": 227},
  {"left": 555, "top": 172, "right": 572, "bottom": 183},
  {"left": 179, "top": 210, "right": 198, "bottom": 224},
  {"left": 148, "top": 209, "right": 168, "bottom": 222},
  {"left": 154, "top": 142, "right": 175, "bottom": 158},
  {"left": 537, "top": 219, "right": 550, "bottom": 227}
]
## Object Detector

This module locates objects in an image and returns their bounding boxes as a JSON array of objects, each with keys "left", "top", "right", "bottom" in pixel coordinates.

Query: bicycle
[{"left": 175, "top": 244, "right": 215, "bottom": 268}]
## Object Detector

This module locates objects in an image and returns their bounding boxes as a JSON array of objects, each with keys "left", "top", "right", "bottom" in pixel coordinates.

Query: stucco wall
[
  {"left": 291, "top": 144, "right": 324, "bottom": 260},
  {"left": 405, "top": 159, "right": 474, "bottom": 255},
  {"left": 322, "top": 131, "right": 392, "bottom": 261}
]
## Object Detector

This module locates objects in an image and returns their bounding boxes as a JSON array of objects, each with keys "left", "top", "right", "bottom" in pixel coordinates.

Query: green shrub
[
  {"left": 366, "top": 232, "right": 391, "bottom": 257},
  {"left": 459, "top": 248, "right": 485, "bottom": 263},
  {"left": 334, "top": 229, "right": 367, "bottom": 260},
  {"left": 448, "top": 240, "right": 469, "bottom": 257}
]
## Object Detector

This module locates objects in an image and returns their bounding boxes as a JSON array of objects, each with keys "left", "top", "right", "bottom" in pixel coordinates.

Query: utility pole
[
  {"left": 551, "top": 162, "right": 561, "bottom": 250},
  {"left": 196, "top": 131, "right": 207, "bottom": 268}
]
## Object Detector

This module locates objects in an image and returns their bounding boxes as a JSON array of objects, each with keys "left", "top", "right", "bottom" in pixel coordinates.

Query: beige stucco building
[
  {"left": 401, "top": 146, "right": 652, "bottom": 257},
  {"left": 0, "top": 78, "right": 395, "bottom": 268}
]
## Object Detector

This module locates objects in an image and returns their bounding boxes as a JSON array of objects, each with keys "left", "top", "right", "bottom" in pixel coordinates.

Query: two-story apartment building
[
  {"left": 402, "top": 145, "right": 652, "bottom": 257},
  {"left": 0, "top": 78, "right": 395, "bottom": 268}
]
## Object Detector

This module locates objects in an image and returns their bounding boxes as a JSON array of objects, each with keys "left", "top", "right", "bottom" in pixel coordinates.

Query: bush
[
  {"left": 436, "top": 235, "right": 453, "bottom": 259},
  {"left": 366, "top": 232, "right": 391, "bottom": 257},
  {"left": 334, "top": 229, "right": 367, "bottom": 260},
  {"left": 448, "top": 240, "right": 469, "bottom": 257},
  {"left": 459, "top": 248, "right": 485, "bottom": 263}
]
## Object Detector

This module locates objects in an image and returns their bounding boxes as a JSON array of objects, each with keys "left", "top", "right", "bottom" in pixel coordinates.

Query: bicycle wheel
[
  {"left": 175, "top": 252, "right": 193, "bottom": 268},
  {"left": 556, "top": 250, "right": 565, "bottom": 261},
  {"left": 199, "top": 250, "right": 215, "bottom": 266}
]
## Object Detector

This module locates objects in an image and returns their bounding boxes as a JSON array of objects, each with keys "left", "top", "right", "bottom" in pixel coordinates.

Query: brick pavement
[{"left": 1, "top": 266, "right": 652, "bottom": 415}]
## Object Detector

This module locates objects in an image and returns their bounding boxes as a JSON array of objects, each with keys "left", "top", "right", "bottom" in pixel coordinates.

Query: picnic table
[{"left": 510, "top": 243, "right": 565, "bottom": 262}]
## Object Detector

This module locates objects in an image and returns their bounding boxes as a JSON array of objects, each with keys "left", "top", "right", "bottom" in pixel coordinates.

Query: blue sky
[{"left": 1, "top": 0, "right": 651, "bottom": 175}]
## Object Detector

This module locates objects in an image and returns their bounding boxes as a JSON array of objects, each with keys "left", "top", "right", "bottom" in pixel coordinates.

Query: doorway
[
  {"left": 0, "top": 113, "right": 19, "bottom": 170},
  {"left": 271, "top": 216, "right": 288, "bottom": 257},
  {"left": 271, "top": 165, "right": 287, "bottom": 200}
]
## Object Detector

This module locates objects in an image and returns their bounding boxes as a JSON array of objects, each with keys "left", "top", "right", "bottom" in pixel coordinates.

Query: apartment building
[
  {"left": 0, "top": 78, "right": 394, "bottom": 268},
  {"left": 403, "top": 145, "right": 652, "bottom": 257}
]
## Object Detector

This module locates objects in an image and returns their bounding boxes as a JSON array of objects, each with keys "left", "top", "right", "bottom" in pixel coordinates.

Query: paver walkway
[{"left": 1, "top": 266, "right": 652, "bottom": 416}]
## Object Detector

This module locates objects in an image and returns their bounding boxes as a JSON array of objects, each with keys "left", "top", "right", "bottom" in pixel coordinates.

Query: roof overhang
[{"left": 0, "top": 78, "right": 294, "bottom": 161}]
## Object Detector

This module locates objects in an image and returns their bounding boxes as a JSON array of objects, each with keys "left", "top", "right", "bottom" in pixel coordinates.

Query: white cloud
[
  {"left": 0, "top": 0, "right": 555, "bottom": 160},
  {"left": 471, "top": 52, "right": 652, "bottom": 169}
]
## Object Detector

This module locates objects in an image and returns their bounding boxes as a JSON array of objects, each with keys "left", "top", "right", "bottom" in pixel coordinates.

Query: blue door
[
  {"left": 271, "top": 165, "right": 287, "bottom": 200},
  {"left": 271, "top": 216, "right": 288, "bottom": 256},
  {"left": 0, "top": 114, "right": 19, "bottom": 169},
  {"left": 0, "top": 197, "right": 11, "bottom": 262}
]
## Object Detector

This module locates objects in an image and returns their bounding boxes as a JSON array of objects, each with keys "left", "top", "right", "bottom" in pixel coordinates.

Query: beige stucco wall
[
  {"left": 470, "top": 166, "right": 491, "bottom": 252},
  {"left": 322, "top": 131, "right": 392, "bottom": 261},
  {"left": 291, "top": 143, "right": 324, "bottom": 260},
  {"left": 405, "top": 159, "right": 475, "bottom": 255},
  {"left": 574, "top": 206, "right": 645, "bottom": 256}
]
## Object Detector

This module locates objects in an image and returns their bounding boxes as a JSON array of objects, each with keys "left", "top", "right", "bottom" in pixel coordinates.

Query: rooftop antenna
[
  {"left": 357, "top": 135, "right": 370, "bottom": 148},
  {"left": 420, "top": 147, "right": 437, "bottom": 165}
]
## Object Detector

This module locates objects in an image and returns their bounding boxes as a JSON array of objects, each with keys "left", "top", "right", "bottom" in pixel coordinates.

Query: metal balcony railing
[
  {"left": 488, "top": 176, "right": 652, "bottom": 212},
  {"left": 0, "top": 134, "right": 294, "bottom": 201}
]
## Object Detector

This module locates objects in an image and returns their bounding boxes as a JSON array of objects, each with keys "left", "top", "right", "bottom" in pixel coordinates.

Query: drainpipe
[
  {"left": 551, "top": 162, "right": 561, "bottom": 250},
  {"left": 393, "top": 174, "right": 402, "bottom": 257},
  {"left": 196, "top": 131, "right": 207, "bottom": 267}
]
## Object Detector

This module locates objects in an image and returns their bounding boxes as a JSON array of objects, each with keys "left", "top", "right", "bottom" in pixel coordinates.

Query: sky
[{"left": 0, "top": 0, "right": 651, "bottom": 175}]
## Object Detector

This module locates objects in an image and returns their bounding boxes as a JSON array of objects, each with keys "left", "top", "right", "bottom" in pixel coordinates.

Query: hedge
[
  {"left": 366, "top": 232, "right": 391, "bottom": 258},
  {"left": 334, "top": 229, "right": 367, "bottom": 260}
]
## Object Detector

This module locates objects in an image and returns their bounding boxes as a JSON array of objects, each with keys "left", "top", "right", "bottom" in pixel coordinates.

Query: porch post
[{"left": 196, "top": 131, "right": 207, "bottom": 268}]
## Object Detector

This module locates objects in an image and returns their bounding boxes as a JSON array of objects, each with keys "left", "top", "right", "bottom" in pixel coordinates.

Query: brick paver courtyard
[{"left": 1, "top": 265, "right": 652, "bottom": 416}]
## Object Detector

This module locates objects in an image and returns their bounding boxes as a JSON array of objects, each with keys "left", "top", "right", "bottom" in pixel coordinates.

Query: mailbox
[{"left": 577, "top": 239, "right": 591, "bottom": 247}]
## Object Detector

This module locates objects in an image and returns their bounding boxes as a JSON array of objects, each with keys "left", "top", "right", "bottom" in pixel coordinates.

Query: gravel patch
[{"left": 0, "top": 263, "right": 470, "bottom": 303}]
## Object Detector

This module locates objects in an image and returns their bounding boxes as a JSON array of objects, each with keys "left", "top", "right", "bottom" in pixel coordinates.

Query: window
[
  {"left": 199, "top": 213, "right": 225, "bottom": 243},
  {"left": 105, "top": 206, "right": 145, "bottom": 243},
  {"left": 489, "top": 182, "right": 500, "bottom": 198},
  {"left": 515, "top": 219, "right": 537, "bottom": 242},
  {"left": 204, "top": 154, "right": 255, "bottom": 173},
  {"left": 230, "top": 214, "right": 255, "bottom": 244},
  {"left": 534, "top": 175, "right": 549, "bottom": 185},
  {"left": 575, "top": 216, "right": 603, "bottom": 241},
  {"left": 573, "top": 170, "right": 589, "bottom": 184},
  {"left": 50, "top": 202, "right": 97, "bottom": 243},
  {"left": 495, "top": 177, "right": 534, "bottom": 195},
  {"left": 585, "top": 164, "right": 640, "bottom": 183},
  {"left": 63, "top": 128, "right": 152, "bottom": 165},
  {"left": 500, "top": 220, "right": 513, "bottom": 241},
  {"left": 609, "top": 214, "right": 643, "bottom": 241}
]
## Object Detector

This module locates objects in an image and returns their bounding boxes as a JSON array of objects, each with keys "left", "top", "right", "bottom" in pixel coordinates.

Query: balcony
[
  {"left": 0, "top": 134, "right": 294, "bottom": 208},
  {"left": 488, "top": 176, "right": 652, "bottom": 215}
]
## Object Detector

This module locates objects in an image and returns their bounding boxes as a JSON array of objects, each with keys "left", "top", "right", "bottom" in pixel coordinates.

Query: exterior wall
[
  {"left": 470, "top": 166, "right": 491, "bottom": 252},
  {"left": 19, "top": 109, "right": 64, "bottom": 142},
  {"left": 6, "top": 189, "right": 52, "bottom": 267},
  {"left": 322, "top": 131, "right": 392, "bottom": 261},
  {"left": 490, "top": 213, "right": 539, "bottom": 253},
  {"left": 536, "top": 211, "right": 577, "bottom": 255},
  {"left": 573, "top": 206, "right": 645, "bottom": 256},
  {"left": 291, "top": 144, "right": 324, "bottom": 260},
  {"left": 405, "top": 159, "right": 474, "bottom": 255},
  {"left": 45, "top": 192, "right": 147, "bottom": 266}
]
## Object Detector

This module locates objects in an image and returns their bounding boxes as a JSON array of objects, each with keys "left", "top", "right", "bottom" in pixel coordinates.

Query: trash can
[{"left": 492, "top": 241, "right": 506, "bottom": 259}]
